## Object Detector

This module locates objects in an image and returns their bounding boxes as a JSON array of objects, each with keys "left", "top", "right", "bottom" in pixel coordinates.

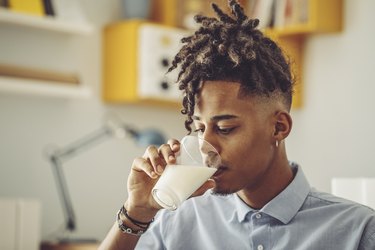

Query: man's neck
[{"left": 236, "top": 153, "right": 293, "bottom": 209}]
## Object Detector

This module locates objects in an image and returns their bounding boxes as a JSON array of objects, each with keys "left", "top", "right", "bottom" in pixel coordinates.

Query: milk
[{"left": 152, "top": 165, "right": 217, "bottom": 210}]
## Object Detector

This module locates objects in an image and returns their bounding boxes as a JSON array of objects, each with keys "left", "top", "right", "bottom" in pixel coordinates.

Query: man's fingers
[
  {"left": 132, "top": 157, "right": 158, "bottom": 179},
  {"left": 158, "top": 143, "right": 176, "bottom": 167},
  {"left": 167, "top": 138, "right": 180, "bottom": 153},
  {"left": 143, "top": 145, "right": 166, "bottom": 175}
]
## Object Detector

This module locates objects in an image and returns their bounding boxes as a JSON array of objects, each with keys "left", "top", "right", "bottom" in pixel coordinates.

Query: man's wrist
[{"left": 124, "top": 201, "right": 158, "bottom": 223}]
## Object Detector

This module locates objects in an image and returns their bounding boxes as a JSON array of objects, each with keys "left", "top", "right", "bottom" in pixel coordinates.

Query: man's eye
[{"left": 217, "top": 127, "right": 235, "bottom": 134}]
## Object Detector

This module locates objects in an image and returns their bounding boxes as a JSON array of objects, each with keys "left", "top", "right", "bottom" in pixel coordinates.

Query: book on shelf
[
  {"left": 8, "top": 0, "right": 45, "bottom": 16},
  {"left": 43, "top": 0, "right": 55, "bottom": 16},
  {"left": 273, "top": 0, "right": 310, "bottom": 28},
  {"left": 273, "top": 0, "right": 287, "bottom": 28},
  {"left": 248, "top": 0, "right": 310, "bottom": 29},
  {"left": 0, "top": 0, "right": 9, "bottom": 8},
  {"left": 248, "top": 0, "right": 274, "bottom": 29}
]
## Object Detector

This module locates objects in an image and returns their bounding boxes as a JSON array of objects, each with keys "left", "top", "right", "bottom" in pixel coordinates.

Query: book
[
  {"left": 273, "top": 0, "right": 287, "bottom": 28},
  {"left": 250, "top": 0, "right": 274, "bottom": 29},
  {"left": 43, "top": 0, "right": 55, "bottom": 16},
  {"left": 0, "top": 0, "right": 9, "bottom": 8},
  {"left": 8, "top": 0, "right": 44, "bottom": 16}
]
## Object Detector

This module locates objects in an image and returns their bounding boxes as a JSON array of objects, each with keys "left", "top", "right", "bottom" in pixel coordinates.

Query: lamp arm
[
  {"left": 46, "top": 117, "right": 165, "bottom": 235},
  {"left": 52, "top": 126, "right": 113, "bottom": 162},
  {"left": 48, "top": 125, "right": 117, "bottom": 232},
  {"left": 50, "top": 156, "right": 76, "bottom": 231}
]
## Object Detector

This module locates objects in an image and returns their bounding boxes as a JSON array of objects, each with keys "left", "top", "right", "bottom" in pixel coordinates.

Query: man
[{"left": 100, "top": 1, "right": 375, "bottom": 249}]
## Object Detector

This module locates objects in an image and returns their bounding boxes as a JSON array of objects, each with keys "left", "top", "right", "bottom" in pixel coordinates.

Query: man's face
[{"left": 193, "top": 80, "right": 278, "bottom": 195}]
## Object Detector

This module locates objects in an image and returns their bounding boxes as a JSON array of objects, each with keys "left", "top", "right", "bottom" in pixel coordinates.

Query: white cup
[{"left": 151, "top": 135, "right": 221, "bottom": 210}]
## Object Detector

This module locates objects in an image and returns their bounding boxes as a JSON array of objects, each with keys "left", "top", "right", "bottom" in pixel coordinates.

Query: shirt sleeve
[{"left": 358, "top": 215, "right": 375, "bottom": 250}]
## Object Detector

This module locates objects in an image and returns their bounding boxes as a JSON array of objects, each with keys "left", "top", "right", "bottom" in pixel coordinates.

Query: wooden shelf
[
  {"left": 0, "top": 8, "right": 93, "bottom": 35},
  {"left": 0, "top": 8, "right": 94, "bottom": 98},
  {"left": 0, "top": 76, "right": 91, "bottom": 98}
]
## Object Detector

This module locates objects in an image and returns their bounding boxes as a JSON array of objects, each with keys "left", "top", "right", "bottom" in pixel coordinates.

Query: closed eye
[{"left": 216, "top": 127, "right": 236, "bottom": 135}]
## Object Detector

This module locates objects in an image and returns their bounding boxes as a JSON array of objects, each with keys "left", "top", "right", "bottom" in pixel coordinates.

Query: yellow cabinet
[{"left": 103, "top": 20, "right": 187, "bottom": 107}]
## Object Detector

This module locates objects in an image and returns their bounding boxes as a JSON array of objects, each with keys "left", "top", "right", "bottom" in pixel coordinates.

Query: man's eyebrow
[{"left": 192, "top": 115, "right": 238, "bottom": 121}]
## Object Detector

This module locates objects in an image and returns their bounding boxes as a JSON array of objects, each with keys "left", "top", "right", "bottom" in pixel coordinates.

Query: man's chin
[{"left": 210, "top": 187, "right": 234, "bottom": 196}]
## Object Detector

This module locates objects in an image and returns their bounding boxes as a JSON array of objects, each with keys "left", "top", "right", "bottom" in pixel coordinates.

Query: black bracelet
[
  {"left": 120, "top": 205, "right": 154, "bottom": 229},
  {"left": 116, "top": 209, "right": 146, "bottom": 236}
]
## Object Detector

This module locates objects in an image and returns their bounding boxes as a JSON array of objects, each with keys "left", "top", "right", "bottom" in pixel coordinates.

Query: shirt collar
[
  {"left": 233, "top": 163, "right": 311, "bottom": 224},
  {"left": 232, "top": 192, "right": 255, "bottom": 222}
]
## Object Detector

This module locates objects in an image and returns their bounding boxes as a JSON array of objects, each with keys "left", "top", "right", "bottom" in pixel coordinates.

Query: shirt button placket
[{"left": 251, "top": 212, "right": 267, "bottom": 250}]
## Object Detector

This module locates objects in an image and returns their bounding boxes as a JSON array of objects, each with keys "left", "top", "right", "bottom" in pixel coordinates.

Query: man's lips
[{"left": 212, "top": 166, "right": 227, "bottom": 179}]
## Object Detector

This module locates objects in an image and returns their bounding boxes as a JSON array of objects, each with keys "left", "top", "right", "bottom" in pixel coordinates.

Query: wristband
[{"left": 116, "top": 206, "right": 154, "bottom": 236}]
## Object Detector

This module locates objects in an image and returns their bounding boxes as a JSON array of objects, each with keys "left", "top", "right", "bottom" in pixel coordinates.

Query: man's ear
[{"left": 273, "top": 111, "right": 293, "bottom": 141}]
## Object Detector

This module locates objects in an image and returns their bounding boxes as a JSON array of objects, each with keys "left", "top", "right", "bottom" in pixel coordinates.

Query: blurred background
[{"left": 0, "top": 0, "right": 374, "bottom": 247}]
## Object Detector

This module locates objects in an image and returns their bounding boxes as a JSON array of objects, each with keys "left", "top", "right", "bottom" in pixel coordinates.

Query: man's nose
[
  {"left": 198, "top": 135, "right": 221, "bottom": 168},
  {"left": 200, "top": 131, "right": 220, "bottom": 154}
]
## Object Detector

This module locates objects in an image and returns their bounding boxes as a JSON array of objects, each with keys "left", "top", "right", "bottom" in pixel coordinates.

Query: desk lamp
[{"left": 45, "top": 116, "right": 165, "bottom": 242}]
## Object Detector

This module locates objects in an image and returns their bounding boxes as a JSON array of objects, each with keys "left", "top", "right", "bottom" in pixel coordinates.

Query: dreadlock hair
[{"left": 168, "top": 0, "right": 294, "bottom": 133}]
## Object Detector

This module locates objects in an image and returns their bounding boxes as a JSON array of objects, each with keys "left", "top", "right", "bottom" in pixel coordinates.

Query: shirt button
[
  {"left": 255, "top": 213, "right": 262, "bottom": 219},
  {"left": 257, "top": 245, "right": 264, "bottom": 250}
]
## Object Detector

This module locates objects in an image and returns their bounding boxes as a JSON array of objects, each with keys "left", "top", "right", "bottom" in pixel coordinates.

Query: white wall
[
  {"left": 288, "top": 0, "right": 375, "bottom": 192},
  {"left": 0, "top": 0, "right": 186, "bottom": 242},
  {"left": 0, "top": 0, "right": 374, "bottom": 243}
]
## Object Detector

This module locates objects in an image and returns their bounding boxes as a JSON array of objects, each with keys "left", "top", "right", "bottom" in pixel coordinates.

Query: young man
[{"left": 100, "top": 1, "right": 375, "bottom": 249}]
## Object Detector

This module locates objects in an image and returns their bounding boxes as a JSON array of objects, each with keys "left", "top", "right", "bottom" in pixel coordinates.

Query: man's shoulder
[{"left": 305, "top": 188, "right": 375, "bottom": 217}]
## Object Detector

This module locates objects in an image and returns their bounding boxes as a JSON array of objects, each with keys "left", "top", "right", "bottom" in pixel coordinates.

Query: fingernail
[
  {"left": 157, "top": 165, "right": 164, "bottom": 174},
  {"left": 172, "top": 144, "right": 179, "bottom": 150},
  {"left": 168, "top": 155, "right": 175, "bottom": 162},
  {"left": 151, "top": 171, "right": 158, "bottom": 178}
]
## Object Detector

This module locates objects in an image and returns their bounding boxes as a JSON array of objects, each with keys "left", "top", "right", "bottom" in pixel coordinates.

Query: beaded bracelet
[{"left": 116, "top": 205, "right": 154, "bottom": 236}]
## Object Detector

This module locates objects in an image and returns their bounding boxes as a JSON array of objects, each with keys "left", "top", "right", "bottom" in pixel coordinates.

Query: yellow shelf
[{"left": 103, "top": 0, "right": 342, "bottom": 109}]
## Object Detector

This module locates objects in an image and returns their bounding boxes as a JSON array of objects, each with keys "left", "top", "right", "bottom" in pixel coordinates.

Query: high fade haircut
[{"left": 168, "top": 0, "right": 294, "bottom": 133}]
